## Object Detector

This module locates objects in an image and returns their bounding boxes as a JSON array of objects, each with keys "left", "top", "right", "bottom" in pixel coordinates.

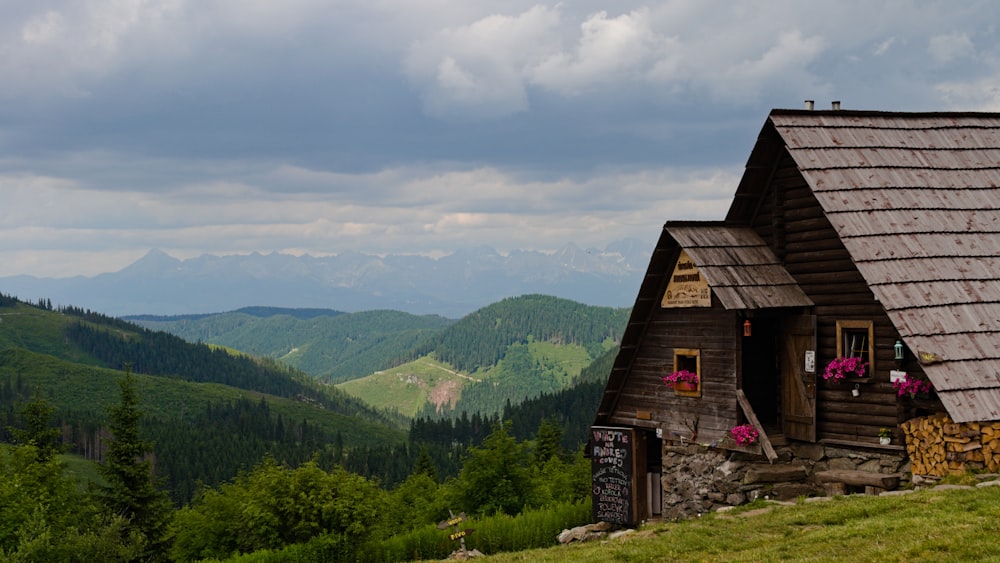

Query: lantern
[{"left": 743, "top": 319, "right": 752, "bottom": 337}]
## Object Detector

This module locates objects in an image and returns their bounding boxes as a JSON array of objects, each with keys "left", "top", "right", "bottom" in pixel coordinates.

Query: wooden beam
[
  {"left": 815, "top": 470, "right": 901, "bottom": 490},
  {"left": 736, "top": 389, "right": 778, "bottom": 462}
]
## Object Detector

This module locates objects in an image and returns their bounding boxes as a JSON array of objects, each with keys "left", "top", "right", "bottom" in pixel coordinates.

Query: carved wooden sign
[
  {"left": 438, "top": 511, "right": 473, "bottom": 551},
  {"left": 661, "top": 250, "right": 711, "bottom": 308}
]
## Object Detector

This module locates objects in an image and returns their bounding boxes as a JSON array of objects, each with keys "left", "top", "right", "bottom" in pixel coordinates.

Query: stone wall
[{"left": 659, "top": 441, "right": 908, "bottom": 520}]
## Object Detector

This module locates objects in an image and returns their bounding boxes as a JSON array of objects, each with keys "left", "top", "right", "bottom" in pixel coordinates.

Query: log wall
[
  {"left": 610, "top": 307, "right": 738, "bottom": 444},
  {"left": 749, "top": 151, "right": 939, "bottom": 446}
]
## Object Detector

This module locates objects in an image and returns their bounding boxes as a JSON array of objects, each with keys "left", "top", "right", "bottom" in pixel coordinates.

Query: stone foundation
[{"left": 660, "top": 442, "right": 908, "bottom": 520}]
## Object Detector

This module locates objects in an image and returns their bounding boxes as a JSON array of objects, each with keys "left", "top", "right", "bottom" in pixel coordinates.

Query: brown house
[{"left": 591, "top": 107, "right": 1000, "bottom": 525}]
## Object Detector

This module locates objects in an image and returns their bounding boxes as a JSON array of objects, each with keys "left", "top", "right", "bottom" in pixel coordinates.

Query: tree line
[{"left": 2, "top": 379, "right": 593, "bottom": 561}]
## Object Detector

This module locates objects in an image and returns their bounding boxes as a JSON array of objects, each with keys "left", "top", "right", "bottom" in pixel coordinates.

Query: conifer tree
[
  {"left": 413, "top": 444, "right": 439, "bottom": 482},
  {"left": 534, "top": 416, "right": 564, "bottom": 466},
  {"left": 99, "top": 367, "right": 173, "bottom": 560},
  {"left": 9, "top": 391, "right": 62, "bottom": 461}
]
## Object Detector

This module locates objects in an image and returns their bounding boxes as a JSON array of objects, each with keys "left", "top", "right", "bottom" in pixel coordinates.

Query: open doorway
[{"left": 740, "top": 316, "right": 780, "bottom": 432}]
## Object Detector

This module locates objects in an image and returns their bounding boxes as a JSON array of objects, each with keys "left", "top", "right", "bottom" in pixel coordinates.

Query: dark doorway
[{"left": 740, "top": 317, "right": 779, "bottom": 429}]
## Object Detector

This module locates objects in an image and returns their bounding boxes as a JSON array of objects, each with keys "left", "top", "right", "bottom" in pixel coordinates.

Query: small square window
[
  {"left": 836, "top": 320, "right": 874, "bottom": 370},
  {"left": 672, "top": 348, "right": 701, "bottom": 397}
]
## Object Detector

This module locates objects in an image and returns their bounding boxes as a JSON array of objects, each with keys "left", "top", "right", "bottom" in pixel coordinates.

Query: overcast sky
[{"left": 2, "top": 1, "right": 998, "bottom": 277}]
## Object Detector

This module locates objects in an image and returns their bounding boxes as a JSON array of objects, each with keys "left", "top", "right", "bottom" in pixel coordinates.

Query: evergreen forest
[{"left": 0, "top": 291, "right": 625, "bottom": 560}]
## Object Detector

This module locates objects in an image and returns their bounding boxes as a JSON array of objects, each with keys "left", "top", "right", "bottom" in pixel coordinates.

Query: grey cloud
[{"left": 3, "top": 0, "right": 1000, "bottom": 279}]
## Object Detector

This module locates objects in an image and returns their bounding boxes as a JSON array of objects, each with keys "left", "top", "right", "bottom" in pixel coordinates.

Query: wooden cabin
[{"left": 591, "top": 108, "right": 1000, "bottom": 525}]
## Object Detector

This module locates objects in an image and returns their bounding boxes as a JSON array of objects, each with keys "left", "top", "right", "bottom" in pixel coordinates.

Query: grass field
[{"left": 472, "top": 484, "right": 1000, "bottom": 562}]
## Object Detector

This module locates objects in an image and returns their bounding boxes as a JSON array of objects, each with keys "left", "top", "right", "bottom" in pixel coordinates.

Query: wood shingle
[{"left": 771, "top": 110, "right": 1000, "bottom": 423}]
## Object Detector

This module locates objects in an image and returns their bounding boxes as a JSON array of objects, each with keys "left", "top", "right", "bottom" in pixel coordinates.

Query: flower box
[
  {"left": 822, "top": 356, "right": 869, "bottom": 384},
  {"left": 663, "top": 369, "right": 701, "bottom": 397}
]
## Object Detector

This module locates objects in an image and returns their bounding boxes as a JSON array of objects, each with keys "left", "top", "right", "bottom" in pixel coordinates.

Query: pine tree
[
  {"left": 413, "top": 444, "right": 439, "bottom": 482},
  {"left": 534, "top": 416, "right": 564, "bottom": 467},
  {"left": 99, "top": 367, "right": 173, "bottom": 560},
  {"left": 9, "top": 391, "right": 63, "bottom": 461}
]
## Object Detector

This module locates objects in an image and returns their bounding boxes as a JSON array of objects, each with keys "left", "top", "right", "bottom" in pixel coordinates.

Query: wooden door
[{"left": 781, "top": 315, "right": 817, "bottom": 442}]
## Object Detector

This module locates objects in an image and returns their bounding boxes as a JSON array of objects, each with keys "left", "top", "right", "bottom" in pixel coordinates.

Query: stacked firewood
[{"left": 901, "top": 414, "right": 1000, "bottom": 476}]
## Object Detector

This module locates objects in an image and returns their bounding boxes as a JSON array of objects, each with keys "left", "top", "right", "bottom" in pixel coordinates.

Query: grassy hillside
[
  {"left": 477, "top": 485, "right": 1000, "bottom": 562},
  {"left": 129, "top": 295, "right": 630, "bottom": 419},
  {"left": 420, "top": 294, "right": 629, "bottom": 374},
  {"left": 129, "top": 308, "right": 453, "bottom": 383},
  {"left": 340, "top": 338, "right": 611, "bottom": 419},
  {"left": 337, "top": 354, "right": 472, "bottom": 417}
]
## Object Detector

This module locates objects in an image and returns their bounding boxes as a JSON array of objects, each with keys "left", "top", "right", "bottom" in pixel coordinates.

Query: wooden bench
[{"left": 814, "top": 470, "right": 902, "bottom": 495}]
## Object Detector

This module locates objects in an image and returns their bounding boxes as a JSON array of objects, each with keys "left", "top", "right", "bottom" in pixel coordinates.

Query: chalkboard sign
[{"left": 590, "top": 426, "right": 634, "bottom": 526}]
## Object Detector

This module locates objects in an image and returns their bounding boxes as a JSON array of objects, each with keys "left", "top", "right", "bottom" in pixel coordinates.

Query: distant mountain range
[{"left": 0, "top": 239, "right": 650, "bottom": 317}]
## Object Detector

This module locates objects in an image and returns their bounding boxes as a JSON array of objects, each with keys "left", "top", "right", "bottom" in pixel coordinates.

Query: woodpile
[{"left": 902, "top": 414, "right": 1000, "bottom": 476}]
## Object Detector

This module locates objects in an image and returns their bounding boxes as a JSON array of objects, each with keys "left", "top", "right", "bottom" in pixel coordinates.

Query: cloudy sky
[{"left": 2, "top": 0, "right": 999, "bottom": 277}]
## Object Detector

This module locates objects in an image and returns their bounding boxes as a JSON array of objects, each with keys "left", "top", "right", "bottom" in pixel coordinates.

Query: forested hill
[
  {"left": 0, "top": 294, "right": 412, "bottom": 502},
  {"left": 415, "top": 294, "right": 630, "bottom": 373},
  {"left": 128, "top": 308, "right": 454, "bottom": 383}
]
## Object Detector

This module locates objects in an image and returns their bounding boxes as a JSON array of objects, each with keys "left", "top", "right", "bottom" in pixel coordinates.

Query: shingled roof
[
  {"left": 667, "top": 224, "right": 813, "bottom": 310},
  {"left": 753, "top": 110, "right": 1000, "bottom": 422}
]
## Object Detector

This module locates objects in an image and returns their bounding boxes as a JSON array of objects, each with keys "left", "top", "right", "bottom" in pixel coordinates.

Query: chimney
[
  {"left": 831, "top": 100, "right": 841, "bottom": 110},
  {"left": 804, "top": 100, "right": 815, "bottom": 110}
]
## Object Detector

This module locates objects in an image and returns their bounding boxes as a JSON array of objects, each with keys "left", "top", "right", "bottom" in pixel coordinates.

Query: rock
[
  {"left": 791, "top": 443, "right": 826, "bottom": 461},
  {"left": 857, "top": 459, "right": 883, "bottom": 473},
  {"left": 716, "top": 460, "right": 744, "bottom": 477},
  {"left": 557, "top": 522, "right": 614, "bottom": 544},
  {"left": 879, "top": 490, "right": 915, "bottom": 497},
  {"left": 771, "top": 482, "right": 816, "bottom": 500},
  {"left": 976, "top": 480, "right": 1000, "bottom": 488},
  {"left": 608, "top": 529, "right": 635, "bottom": 540},
  {"left": 827, "top": 457, "right": 858, "bottom": 471},
  {"left": 933, "top": 484, "right": 974, "bottom": 491},
  {"left": 725, "top": 492, "right": 746, "bottom": 505}
]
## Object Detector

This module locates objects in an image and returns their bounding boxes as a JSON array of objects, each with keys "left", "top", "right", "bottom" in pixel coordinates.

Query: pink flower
[
  {"left": 893, "top": 374, "right": 933, "bottom": 398},
  {"left": 730, "top": 424, "right": 758, "bottom": 446},
  {"left": 822, "top": 356, "right": 868, "bottom": 382},
  {"left": 662, "top": 370, "right": 699, "bottom": 385}
]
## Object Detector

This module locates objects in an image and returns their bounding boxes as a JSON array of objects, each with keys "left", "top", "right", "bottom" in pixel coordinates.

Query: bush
[{"left": 359, "top": 499, "right": 592, "bottom": 562}]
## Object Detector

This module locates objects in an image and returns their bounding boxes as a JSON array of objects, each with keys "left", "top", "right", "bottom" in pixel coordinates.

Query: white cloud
[
  {"left": 404, "top": 5, "right": 560, "bottom": 119},
  {"left": 529, "top": 8, "right": 681, "bottom": 95},
  {"left": 873, "top": 37, "right": 895, "bottom": 56},
  {"left": 935, "top": 77, "right": 1000, "bottom": 111}
]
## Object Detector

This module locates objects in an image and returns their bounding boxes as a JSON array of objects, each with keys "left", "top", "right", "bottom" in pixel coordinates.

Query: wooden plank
[{"left": 736, "top": 389, "right": 778, "bottom": 462}]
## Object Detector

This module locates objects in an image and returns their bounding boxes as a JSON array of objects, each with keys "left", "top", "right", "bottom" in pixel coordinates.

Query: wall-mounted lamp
[
  {"left": 852, "top": 384, "right": 860, "bottom": 398},
  {"left": 743, "top": 319, "right": 752, "bottom": 337},
  {"left": 894, "top": 340, "right": 904, "bottom": 361}
]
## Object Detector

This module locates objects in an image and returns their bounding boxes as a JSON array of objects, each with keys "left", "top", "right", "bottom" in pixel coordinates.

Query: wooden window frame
[
  {"left": 673, "top": 348, "right": 701, "bottom": 398},
  {"left": 835, "top": 320, "right": 874, "bottom": 374}
]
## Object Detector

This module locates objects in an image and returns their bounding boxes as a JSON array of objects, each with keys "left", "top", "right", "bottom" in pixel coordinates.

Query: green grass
[
  {"left": 338, "top": 342, "right": 595, "bottom": 418},
  {"left": 473, "top": 487, "right": 1000, "bottom": 562},
  {"left": 0, "top": 303, "right": 103, "bottom": 366},
  {"left": 337, "top": 355, "right": 469, "bottom": 417}
]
